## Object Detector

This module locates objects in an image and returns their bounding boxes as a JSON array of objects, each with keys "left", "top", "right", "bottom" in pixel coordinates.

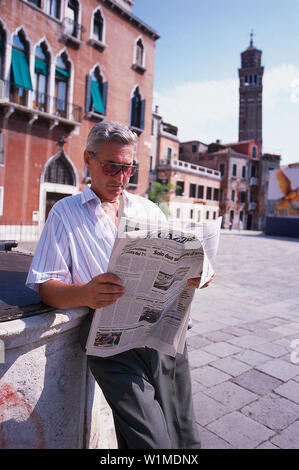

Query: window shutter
[
  {"left": 102, "top": 81, "right": 108, "bottom": 114},
  {"left": 85, "top": 74, "right": 92, "bottom": 112},
  {"left": 129, "top": 97, "right": 134, "bottom": 126},
  {"left": 11, "top": 48, "right": 33, "bottom": 90},
  {"left": 91, "top": 81, "right": 105, "bottom": 114},
  {"left": 35, "top": 57, "right": 48, "bottom": 75},
  {"left": 140, "top": 99, "right": 145, "bottom": 130}
]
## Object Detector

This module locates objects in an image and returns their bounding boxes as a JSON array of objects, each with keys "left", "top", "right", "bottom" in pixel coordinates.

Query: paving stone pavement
[
  {"left": 187, "top": 230, "right": 299, "bottom": 449},
  {"left": 16, "top": 230, "right": 299, "bottom": 449}
]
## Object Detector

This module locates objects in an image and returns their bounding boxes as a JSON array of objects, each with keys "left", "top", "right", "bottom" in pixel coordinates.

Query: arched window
[
  {"left": 135, "top": 38, "right": 144, "bottom": 67},
  {"left": 34, "top": 43, "right": 49, "bottom": 111},
  {"left": 0, "top": 26, "right": 5, "bottom": 80},
  {"left": 10, "top": 30, "right": 32, "bottom": 105},
  {"left": 44, "top": 151, "right": 75, "bottom": 185},
  {"left": 65, "top": 0, "right": 79, "bottom": 38},
  {"left": 86, "top": 66, "right": 107, "bottom": 116},
  {"left": 55, "top": 53, "right": 70, "bottom": 117},
  {"left": 93, "top": 9, "right": 104, "bottom": 42},
  {"left": 130, "top": 86, "right": 145, "bottom": 131}
]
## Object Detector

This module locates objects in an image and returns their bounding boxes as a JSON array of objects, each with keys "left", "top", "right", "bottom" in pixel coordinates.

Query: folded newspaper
[{"left": 86, "top": 216, "right": 222, "bottom": 358}]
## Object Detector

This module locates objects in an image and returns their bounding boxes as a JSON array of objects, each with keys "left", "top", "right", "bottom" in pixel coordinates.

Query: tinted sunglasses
[{"left": 90, "top": 153, "right": 137, "bottom": 177}]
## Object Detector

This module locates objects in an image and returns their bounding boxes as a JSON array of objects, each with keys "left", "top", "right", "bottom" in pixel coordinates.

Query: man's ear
[{"left": 84, "top": 150, "right": 91, "bottom": 169}]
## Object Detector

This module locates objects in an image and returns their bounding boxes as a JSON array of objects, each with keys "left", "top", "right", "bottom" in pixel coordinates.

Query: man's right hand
[{"left": 83, "top": 273, "right": 125, "bottom": 309}]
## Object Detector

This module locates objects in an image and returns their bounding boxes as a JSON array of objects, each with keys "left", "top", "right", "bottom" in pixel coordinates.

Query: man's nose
[{"left": 113, "top": 167, "right": 125, "bottom": 181}]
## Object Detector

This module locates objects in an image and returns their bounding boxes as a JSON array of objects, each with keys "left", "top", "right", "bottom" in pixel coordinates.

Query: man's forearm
[
  {"left": 39, "top": 280, "right": 87, "bottom": 309},
  {"left": 39, "top": 274, "right": 125, "bottom": 309}
]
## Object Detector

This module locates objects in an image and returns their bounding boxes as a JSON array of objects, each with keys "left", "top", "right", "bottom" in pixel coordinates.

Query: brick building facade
[
  {"left": 0, "top": 0, "right": 159, "bottom": 239},
  {"left": 180, "top": 139, "right": 263, "bottom": 230}
]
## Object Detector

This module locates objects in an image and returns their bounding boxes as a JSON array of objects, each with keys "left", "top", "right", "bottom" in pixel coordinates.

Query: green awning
[
  {"left": 35, "top": 57, "right": 48, "bottom": 75},
  {"left": 11, "top": 48, "right": 33, "bottom": 90},
  {"left": 55, "top": 66, "right": 69, "bottom": 79},
  {"left": 91, "top": 81, "right": 105, "bottom": 114}
]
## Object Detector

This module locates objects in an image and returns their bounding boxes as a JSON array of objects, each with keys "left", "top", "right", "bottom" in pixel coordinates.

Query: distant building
[
  {"left": 151, "top": 112, "right": 221, "bottom": 223},
  {"left": 181, "top": 138, "right": 266, "bottom": 230},
  {"left": 178, "top": 140, "right": 208, "bottom": 164},
  {"left": 238, "top": 33, "right": 264, "bottom": 147},
  {"left": 0, "top": 0, "right": 159, "bottom": 239}
]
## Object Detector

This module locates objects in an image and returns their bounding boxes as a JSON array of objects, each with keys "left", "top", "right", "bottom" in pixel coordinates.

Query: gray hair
[{"left": 86, "top": 121, "right": 137, "bottom": 154}]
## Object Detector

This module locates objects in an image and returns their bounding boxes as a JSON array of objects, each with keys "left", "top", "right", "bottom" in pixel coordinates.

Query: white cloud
[
  {"left": 154, "top": 64, "right": 299, "bottom": 163},
  {"left": 263, "top": 64, "right": 299, "bottom": 108},
  {"left": 154, "top": 78, "right": 238, "bottom": 143}
]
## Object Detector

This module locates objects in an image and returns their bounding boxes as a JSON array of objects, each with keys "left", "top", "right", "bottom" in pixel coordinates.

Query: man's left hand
[{"left": 187, "top": 273, "right": 215, "bottom": 289}]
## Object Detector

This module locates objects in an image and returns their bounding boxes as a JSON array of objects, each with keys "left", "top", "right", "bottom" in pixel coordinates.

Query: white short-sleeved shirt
[{"left": 26, "top": 186, "right": 167, "bottom": 292}]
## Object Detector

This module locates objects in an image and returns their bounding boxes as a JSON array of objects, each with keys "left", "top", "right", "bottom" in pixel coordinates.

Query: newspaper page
[{"left": 86, "top": 216, "right": 221, "bottom": 358}]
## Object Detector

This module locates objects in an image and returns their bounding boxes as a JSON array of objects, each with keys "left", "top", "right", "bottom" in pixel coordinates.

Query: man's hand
[
  {"left": 187, "top": 273, "right": 215, "bottom": 289},
  {"left": 84, "top": 273, "right": 125, "bottom": 309},
  {"left": 39, "top": 273, "right": 125, "bottom": 309}
]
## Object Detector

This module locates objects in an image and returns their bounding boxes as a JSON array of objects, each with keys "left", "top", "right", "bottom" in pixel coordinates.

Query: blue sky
[{"left": 132, "top": 0, "right": 299, "bottom": 165}]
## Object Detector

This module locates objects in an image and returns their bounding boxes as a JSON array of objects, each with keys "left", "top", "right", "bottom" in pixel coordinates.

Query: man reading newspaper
[{"left": 26, "top": 121, "right": 214, "bottom": 449}]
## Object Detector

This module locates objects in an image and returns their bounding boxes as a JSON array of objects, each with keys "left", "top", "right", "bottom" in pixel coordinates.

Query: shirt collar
[{"left": 81, "top": 185, "right": 133, "bottom": 208}]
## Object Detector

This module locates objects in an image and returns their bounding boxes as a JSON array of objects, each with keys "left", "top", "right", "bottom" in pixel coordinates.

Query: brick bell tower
[{"left": 238, "top": 32, "right": 264, "bottom": 147}]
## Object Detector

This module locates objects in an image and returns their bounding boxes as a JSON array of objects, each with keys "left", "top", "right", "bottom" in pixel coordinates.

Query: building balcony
[
  {"left": 158, "top": 159, "right": 221, "bottom": 180},
  {"left": 250, "top": 177, "right": 258, "bottom": 186},
  {"left": 0, "top": 81, "right": 82, "bottom": 129},
  {"left": 132, "top": 62, "right": 146, "bottom": 74}
]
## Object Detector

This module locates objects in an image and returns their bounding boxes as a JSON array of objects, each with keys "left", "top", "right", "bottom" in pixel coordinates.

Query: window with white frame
[
  {"left": 93, "top": 9, "right": 104, "bottom": 42},
  {"left": 54, "top": 53, "right": 70, "bottom": 118},
  {"left": 10, "top": 30, "right": 33, "bottom": 105},
  {"left": 65, "top": 0, "right": 79, "bottom": 38},
  {"left": 133, "top": 37, "right": 146, "bottom": 73},
  {"left": 86, "top": 66, "right": 108, "bottom": 116},
  {"left": 34, "top": 43, "right": 50, "bottom": 112},
  {"left": 135, "top": 38, "right": 144, "bottom": 67},
  {"left": 130, "top": 86, "right": 145, "bottom": 130},
  {"left": 46, "top": 0, "right": 61, "bottom": 19}
]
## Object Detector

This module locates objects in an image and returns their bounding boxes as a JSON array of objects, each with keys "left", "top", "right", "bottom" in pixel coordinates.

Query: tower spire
[{"left": 250, "top": 29, "right": 254, "bottom": 47}]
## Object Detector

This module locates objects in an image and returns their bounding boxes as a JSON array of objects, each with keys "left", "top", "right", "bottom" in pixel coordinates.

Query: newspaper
[{"left": 86, "top": 216, "right": 222, "bottom": 358}]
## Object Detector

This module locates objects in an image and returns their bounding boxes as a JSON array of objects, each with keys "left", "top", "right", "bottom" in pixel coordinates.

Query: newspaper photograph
[{"left": 86, "top": 216, "right": 221, "bottom": 358}]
